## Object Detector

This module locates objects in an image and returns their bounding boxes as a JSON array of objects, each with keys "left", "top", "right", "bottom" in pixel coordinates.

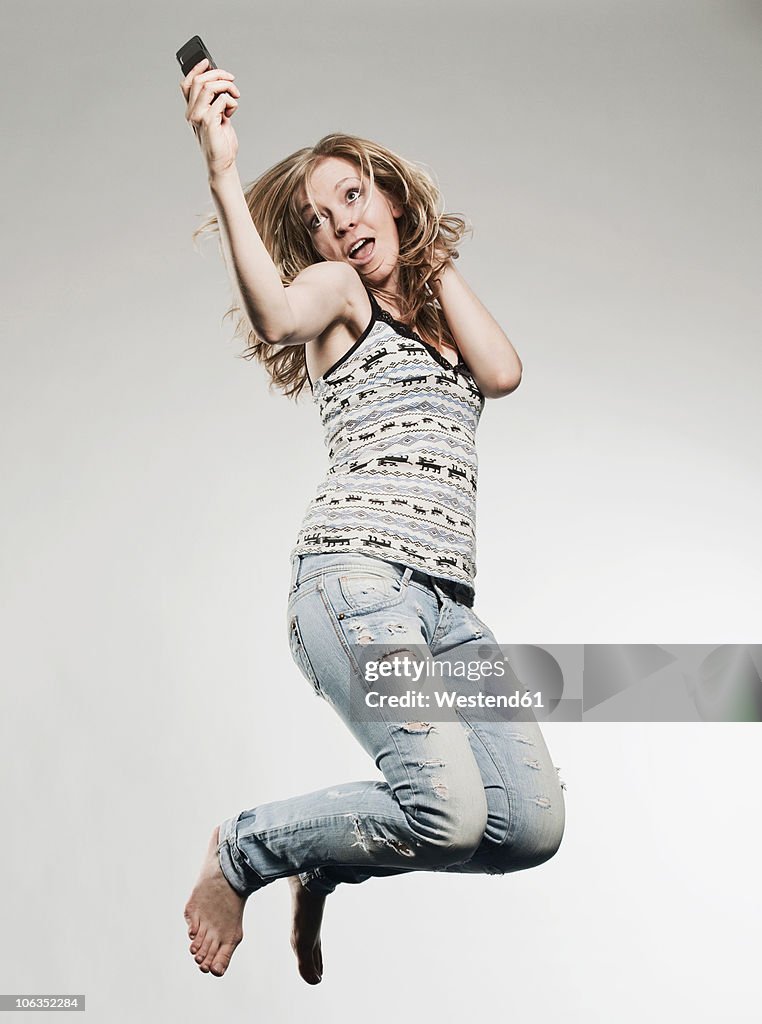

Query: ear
[{"left": 391, "top": 200, "right": 403, "bottom": 219}]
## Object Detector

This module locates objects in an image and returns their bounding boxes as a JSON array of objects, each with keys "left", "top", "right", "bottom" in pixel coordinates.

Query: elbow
[
  {"left": 482, "top": 369, "right": 522, "bottom": 400},
  {"left": 259, "top": 319, "right": 294, "bottom": 346},
  {"left": 250, "top": 305, "right": 294, "bottom": 346},
  {"left": 241, "top": 314, "right": 290, "bottom": 346},
  {"left": 261, "top": 329, "right": 290, "bottom": 346}
]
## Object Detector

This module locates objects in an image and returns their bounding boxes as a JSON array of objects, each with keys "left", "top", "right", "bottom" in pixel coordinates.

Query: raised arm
[
  {"left": 207, "top": 167, "right": 356, "bottom": 345},
  {"left": 181, "top": 58, "right": 353, "bottom": 346}
]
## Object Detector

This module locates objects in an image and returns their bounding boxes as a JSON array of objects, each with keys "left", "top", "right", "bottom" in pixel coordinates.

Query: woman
[{"left": 180, "top": 58, "right": 566, "bottom": 984}]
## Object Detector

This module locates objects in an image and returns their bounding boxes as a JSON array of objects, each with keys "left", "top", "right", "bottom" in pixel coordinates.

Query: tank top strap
[
  {"left": 362, "top": 287, "right": 421, "bottom": 342},
  {"left": 363, "top": 284, "right": 381, "bottom": 315}
]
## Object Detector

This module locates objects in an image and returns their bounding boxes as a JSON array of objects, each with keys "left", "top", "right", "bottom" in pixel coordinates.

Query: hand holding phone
[
  {"left": 176, "top": 35, "right": 219, "bottom": 77},
  {"left": 177, "top": 35, "right": 240, "bottom": 177}
]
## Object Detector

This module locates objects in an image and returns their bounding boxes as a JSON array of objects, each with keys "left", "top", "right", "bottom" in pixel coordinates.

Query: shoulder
[
  {"left": 291, "top": 260, "right": 364, "bottom": 299},
  {"left": 290, "top": 261, "right": 370, "bottom": 332}
]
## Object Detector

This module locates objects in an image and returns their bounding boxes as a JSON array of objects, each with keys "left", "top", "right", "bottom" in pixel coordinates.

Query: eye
[{"left": 307, "top": 187, "right": 361, "bottom": 231}]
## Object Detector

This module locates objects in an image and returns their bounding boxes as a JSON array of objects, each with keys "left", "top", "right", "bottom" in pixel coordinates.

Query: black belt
[{"left": 408, "top": 568, "right": 475, "bottom": 608}]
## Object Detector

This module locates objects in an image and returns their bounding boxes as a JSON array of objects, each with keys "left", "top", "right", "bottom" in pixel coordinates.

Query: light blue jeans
[{"left": 217, "top": 552, "right": 566, "bottom": 896}]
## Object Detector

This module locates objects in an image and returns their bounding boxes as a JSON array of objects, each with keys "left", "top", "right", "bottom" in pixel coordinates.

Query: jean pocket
[
  {"left": 288, "top": 612, "right": 323, "bottom": 698},
  {"left": 336, "top": 569, "right": 409, "bottom": 617}
]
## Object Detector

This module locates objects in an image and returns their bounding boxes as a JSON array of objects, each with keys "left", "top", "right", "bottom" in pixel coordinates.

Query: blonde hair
[{"left": 192, "top": 132, "right": 472, "bottom": 401}]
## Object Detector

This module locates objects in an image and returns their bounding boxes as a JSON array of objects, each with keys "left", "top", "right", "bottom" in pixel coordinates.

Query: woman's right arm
[{"left": 181, "top": 59, "right": 353, "bottom": 345}]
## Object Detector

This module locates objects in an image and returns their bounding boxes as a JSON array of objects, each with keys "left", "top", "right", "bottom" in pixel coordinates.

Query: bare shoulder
[
  {"left": 289, "top": 264, "right": 372, "bottom": 384},
  {"left": 291, "top": 259, "right": 354, "bottom": 287},
  {"left": 282, "top": 261, "right": 369, "bottom": 345},
  {"left": 288, "top": 261, "right": 370, "bottom": 338},
  {"left": 290, "top": 260, "right": 364, "bottom": 310}
]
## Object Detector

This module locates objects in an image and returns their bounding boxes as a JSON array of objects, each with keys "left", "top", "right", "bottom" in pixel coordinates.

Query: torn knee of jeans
[
  {"left": 350, "top": 817, "right": 416, "bottom": 857},
  {"left": 350, "top": 817, "right": 371, "bottom": 853},
  {"left": 402, "top": 721, "right": 435, "bottom": 734},
  {"left": 376, "top": 835, "right": 416, "bottom": 856}
]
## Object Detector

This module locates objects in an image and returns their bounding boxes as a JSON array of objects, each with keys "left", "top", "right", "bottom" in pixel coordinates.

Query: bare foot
[
  {"left": 288, "top": 875, "right": 326, "bottom": 984},
  {"left": 184, "top": 826, "right": 247, "bottom": 977}
]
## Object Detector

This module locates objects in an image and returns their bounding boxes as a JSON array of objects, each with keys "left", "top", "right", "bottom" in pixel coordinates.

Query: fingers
[
  {"left": 180, "top": 56, "right": 210, "bottom": 100},
  {"left": 211, "top": 88, "right": 239, "bottom": 119},
  {"left": 188, "top": 71, "right": 239, "bottom": 110},
  {"left": 187, "top": 84, "right": 239, "bottom": 131},
  {"left": 185, "top": 74, "right": 240, "bottom": 130},
  {"left": 179, "top": 57, "right": 237, "bottom": 102}
]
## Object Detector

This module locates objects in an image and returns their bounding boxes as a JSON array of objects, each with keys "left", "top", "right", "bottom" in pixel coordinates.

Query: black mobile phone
[
  {"left": 176, "top": 35, "right": 217, "bottom": 76},
  {"left": 177, "top": 35, "right": 234, "bottom": 107}
]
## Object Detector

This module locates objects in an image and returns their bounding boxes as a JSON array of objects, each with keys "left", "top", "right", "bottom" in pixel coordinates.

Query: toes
[
  {"left": 194, "top": 932, "right": 214, "bottom": 965},
  {"left": 200, "top": 936, "right": 221, "bottom": 973},
  {"left": 189, "top": 926, "right": 207, "bottom": 957},
  {"left": 300, "top": 961, "right": 322, "bottom": 985},
  {"left": 184, "top": 906, "right": 200, "bottom": 940},
  {"left": 210, "top": 944, "right": 235, "bottom": 977}
]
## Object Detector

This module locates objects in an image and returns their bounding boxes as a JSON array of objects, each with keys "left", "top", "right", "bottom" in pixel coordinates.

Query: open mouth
[{"left": 348, "top": 238, "right": 375, "bottom": 262}]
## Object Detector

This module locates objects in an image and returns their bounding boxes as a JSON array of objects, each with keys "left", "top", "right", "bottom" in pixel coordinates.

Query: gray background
[{"left": 2, "top": 0, "right": 760, "bottom": 1020}]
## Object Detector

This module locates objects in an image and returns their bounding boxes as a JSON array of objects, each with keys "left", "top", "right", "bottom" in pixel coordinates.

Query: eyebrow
[{"left": 300, "top": 176, "right": 360, "bottom": 217}]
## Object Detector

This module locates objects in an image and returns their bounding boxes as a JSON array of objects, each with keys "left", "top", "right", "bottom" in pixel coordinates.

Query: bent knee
[
  {"left": 411, "top": 801, "right": 489, "bottom": 867},
  {"left": 499, "top": 818, "right": 566, "bottom": 872},
  {"left": 526, "top": 827, "right": 565, "bottom": 869}
]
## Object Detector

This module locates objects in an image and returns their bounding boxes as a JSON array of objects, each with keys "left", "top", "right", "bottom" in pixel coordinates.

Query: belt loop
[
  {"left": 289, "top": 553, "right": 302, "bottom": 594},
  {"left": 401, "top": 567, "right": 413, "bottom": 586}
]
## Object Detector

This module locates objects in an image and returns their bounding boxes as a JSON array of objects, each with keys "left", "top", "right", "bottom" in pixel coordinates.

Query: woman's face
[{"left": 297, "top": 156, "right": 403, "bottom": 289}]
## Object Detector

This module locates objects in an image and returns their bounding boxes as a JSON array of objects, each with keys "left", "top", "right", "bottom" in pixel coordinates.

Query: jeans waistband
[{"left": 289, "top": 551, "right": 474, "bottom": 607}]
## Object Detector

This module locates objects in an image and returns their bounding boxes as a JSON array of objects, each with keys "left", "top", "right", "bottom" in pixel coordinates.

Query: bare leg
[{"left": 183, "top": 827, "right": 247, "bottom": 977}]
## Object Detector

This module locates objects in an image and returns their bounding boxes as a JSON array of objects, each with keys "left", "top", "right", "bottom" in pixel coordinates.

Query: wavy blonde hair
[{"left": 192, "top": 133, "right": 472, "bottom": 401}]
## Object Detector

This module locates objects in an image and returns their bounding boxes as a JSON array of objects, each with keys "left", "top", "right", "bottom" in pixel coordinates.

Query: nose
[{"left": 334, "top": 212, "right": 356, "bottom": 236}]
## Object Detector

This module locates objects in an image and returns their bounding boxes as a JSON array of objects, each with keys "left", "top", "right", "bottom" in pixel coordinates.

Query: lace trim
[
  {"left": 369, "top": 293, "right": 467, "bottom": 373},
  {"left": 369, "top": 297, "right": 423, "bottom": 342}
]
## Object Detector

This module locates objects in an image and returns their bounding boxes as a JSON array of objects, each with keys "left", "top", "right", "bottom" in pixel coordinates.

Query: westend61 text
[{"left": 365, "top": 690, "right": 545, "bottom": 709}]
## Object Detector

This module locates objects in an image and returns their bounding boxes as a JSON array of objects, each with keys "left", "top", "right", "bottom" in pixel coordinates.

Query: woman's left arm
[{"left": 431, "top": 261, "right": 522, "bottom": 399}]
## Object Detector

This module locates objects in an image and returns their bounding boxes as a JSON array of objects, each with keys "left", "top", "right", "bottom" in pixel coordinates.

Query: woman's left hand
[{"left": 429, "top": 254, "right": 455, "bottom": 297}]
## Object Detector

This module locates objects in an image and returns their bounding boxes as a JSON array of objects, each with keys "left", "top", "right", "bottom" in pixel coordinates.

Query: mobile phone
[
  {"left": 176, "top": 35, "right": 234, "bottom": 108},
  {"left": 176, "top": 35, "right": 218, "bottom": 76}
]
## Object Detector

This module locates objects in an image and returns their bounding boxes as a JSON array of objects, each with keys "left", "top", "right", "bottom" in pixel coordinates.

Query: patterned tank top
[{"left": 289, "top": 287, "right": 486, "bottom": 603}]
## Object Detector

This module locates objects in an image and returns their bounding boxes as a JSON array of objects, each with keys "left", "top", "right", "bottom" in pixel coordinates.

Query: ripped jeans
[{"left": 217, "top": 551, "right": 566, "bottom": 897}]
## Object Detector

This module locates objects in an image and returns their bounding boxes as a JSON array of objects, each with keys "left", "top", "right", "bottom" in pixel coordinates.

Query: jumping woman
[{"left": 180, "top": 57, "right": 566, "bottom": 985}]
